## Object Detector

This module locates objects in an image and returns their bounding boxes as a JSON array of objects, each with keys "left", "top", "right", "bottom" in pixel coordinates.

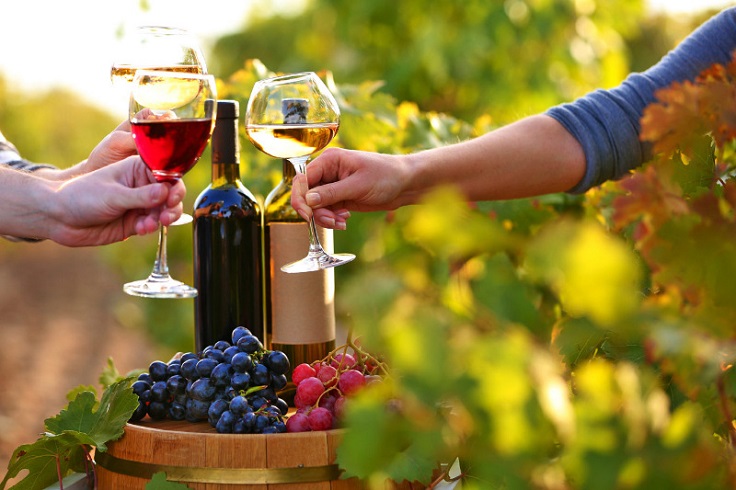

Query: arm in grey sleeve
[{"left": 547, "top": 7, "right": 736, "bottom": 194}]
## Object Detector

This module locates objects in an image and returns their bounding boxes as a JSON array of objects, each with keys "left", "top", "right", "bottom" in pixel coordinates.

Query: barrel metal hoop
[{"left": 95, "top": 451, "right": 343, "bottom": 484}]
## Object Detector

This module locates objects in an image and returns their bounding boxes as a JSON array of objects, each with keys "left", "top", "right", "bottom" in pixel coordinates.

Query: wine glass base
[
  {"left": 170, "top": 213, "right": 193, "bottom": 226},
  {"left": 124, "top": 276, "right": 198, "bottom": 298},
  {"left": 281, "top": 252, "right": 356, "bottom": 274}
]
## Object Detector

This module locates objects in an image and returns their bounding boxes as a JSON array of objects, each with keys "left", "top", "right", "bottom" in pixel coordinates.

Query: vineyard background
[{"left": 0, "top": 1, "right": 730, "bottom": 488}]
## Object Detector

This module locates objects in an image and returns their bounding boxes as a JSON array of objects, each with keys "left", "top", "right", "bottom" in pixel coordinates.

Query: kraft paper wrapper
[{"left": 269, "top": 222, "right": 336, "bottom": 344}]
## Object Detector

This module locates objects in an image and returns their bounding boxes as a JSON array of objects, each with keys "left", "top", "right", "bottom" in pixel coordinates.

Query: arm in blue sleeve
[{"left": 547, "top": 7, "right": 736, "bottom": 194}]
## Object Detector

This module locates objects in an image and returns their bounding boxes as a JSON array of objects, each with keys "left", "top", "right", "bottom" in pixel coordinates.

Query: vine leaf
[{"left": 1, "top": 378, "right": 138, "bottom": 490}]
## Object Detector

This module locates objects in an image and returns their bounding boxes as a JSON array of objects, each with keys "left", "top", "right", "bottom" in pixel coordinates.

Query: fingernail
[
  {"left": 334, "top": 220, "right": 347, "bottom": 231},
  {"left": 306, "top": 192, "right": 321, "bottom": 206},
  {"left": 323, "top": 216, "right": 336, "bottom": 228},
  {"left": 297, "top": 209, "right": 311, "bottom": 222},
  {"left": 336, "top": 210, "right": 351, "bottom": 219}
]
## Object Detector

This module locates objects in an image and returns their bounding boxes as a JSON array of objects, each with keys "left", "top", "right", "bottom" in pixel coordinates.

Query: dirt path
[{"left": 0, "top": 241, "right": 158, "bottom": 478}]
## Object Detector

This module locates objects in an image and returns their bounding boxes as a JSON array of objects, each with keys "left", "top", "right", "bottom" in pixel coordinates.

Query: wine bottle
[
  {"left": 264, "top": 159, "right": 337, "bottom": 390},
  {"left": 264, "top": 98, "right": 336, "bottom": 396},
  {"left": 193, "top": 100, "right": 264, "bottom": 352}
]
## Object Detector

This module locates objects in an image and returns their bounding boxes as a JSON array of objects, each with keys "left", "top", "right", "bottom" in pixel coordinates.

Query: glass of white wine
[
  {"left": 111, "top": 26, "right": 207, "bottom": 226},
  {"left": 245, "top": 72, "right": 355, "bottom": 273}
]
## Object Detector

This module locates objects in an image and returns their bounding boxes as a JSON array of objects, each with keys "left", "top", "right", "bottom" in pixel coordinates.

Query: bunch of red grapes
[{"left": 285, "top": 348, "right": 387, "bottom": 433}]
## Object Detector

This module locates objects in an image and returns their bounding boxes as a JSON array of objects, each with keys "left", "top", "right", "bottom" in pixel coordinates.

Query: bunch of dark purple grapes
[{"left": 129, "top": 326, "right": 290, "bottom": 434}]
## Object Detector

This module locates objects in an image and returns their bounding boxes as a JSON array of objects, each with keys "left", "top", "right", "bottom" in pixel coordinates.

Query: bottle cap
[
  {"left": 217, "top": 99, "right": 239, "bottom": 119},
  {"left": 281, "top": 98, "right": 308, "bottom": 123}
]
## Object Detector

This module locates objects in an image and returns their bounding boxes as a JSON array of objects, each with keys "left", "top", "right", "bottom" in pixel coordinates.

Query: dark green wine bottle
[{"left": 193, "top": 100, "right": 264, "bottom": 351}]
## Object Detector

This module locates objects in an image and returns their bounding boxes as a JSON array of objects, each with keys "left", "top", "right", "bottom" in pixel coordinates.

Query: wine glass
[
  {"left": 124, "top": 70, "right": 217, "bottom": 298},
  {"left": 111, "top": 25, "right": 207, "bottom": 225},
  {"left": 245, "top": 71, "right": 355, "bottom": 273}
]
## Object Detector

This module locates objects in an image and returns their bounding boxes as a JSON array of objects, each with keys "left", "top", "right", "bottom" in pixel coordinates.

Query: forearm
[
  {"left": 404, "top": 114, "right": 585, "bottom": 202},
  {"left": 0, "top": 167, "right": 61, "bottom": 240}
]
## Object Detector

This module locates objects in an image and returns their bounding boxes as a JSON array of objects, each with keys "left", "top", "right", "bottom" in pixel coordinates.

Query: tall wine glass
[
  {"left": 245, "top": 72, "right": 355, "bottom": 273},
  {"left": 124, "top": 70, "right": 217, "bottom": 298},
  {"left": 111, "top": 25, "right": 207, "bottom": 225}
]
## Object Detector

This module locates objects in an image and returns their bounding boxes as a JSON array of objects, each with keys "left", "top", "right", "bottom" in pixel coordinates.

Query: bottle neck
[
  {"left": 212, "top": 161, "right": 241, "bottom": 186},
  {"left": 211, "top": 115, "right": 240, "bottom": 185}
]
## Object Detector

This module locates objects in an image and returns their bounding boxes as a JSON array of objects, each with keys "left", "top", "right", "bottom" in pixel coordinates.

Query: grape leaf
[
  {"left": 44, "top": 377, "right": 138, "bottom": 452},
  {"left": 98, "top": 357, "right": 122, "bottom": 388},
  {"left": 0, "top": 432, "right": 95, "bottom": 490},
  {"left": 145, "top": 472, "right": 191, "bottom": 489}
]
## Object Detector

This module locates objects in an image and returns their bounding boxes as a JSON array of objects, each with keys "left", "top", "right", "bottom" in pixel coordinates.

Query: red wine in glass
[{"left": 131, "top": 118, "right": 213, "bottom": 183}]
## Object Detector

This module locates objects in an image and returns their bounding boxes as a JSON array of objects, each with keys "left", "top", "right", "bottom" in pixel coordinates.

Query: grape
[
  {"left": 295, "top": 377, "right": 324, "bottom": 407},
  {"left": 308, "top": 407, "right": 333, "bottom": 431},
  {"left": 137, "top": 372, "right": 153, "bottom": 385},
  {"left": 229, "top": 395, "right": 250, "bottom": 416},
  {"left": 180, "top": 358, "right": 199, "bottom": 380},
  {"left": 275, "top": 398, "right": 289, "bottom": 416},
  {"left": 222, "top": 345, "right": 240, "bottom": 363},
  {"left": 231, "top": 326, "right": 252, "bottom": 345},
  {"left": 249, "top": 396, "right": 268, "bottom": 411},
  {"left": 168, "top": 402, "right": 186, "bottom": 421},
  {"left": 271, "top": 373, "right": 288, "bottom": 391},
  {"left": 216, "top": 410, "right": 236, "bottom": 433},
  {"left": 230, "top": 371, "right": 251, "bottom": 391},
  {"left": 292, "top": 363, "right": 316, "bottom": 386},
  {"left": 331, "top": 353, "right": 357, "bottom": 370},
  {"left": 188, "top": 378, "right": 216, "bottom": 401},
  {"left": 208, "top": 398, "right": 229, "bottom": 427},
  {"left": 130, "top": 401, "right": 148, "bottom": 422},
  {"left": 285, "top": 412, "right": 310, "bottom": 433},
  {"left": 148, "top": 401, "right": 168, "bottom": 420},
  {"left": 166, "top": 362, "right": 181, "bottom": 377},
  {"left": 166, "top": 375, "right": 187, "bottom": 396},
  {"left": 132, "top": 380, "right": 150, "bottom": 396},
  {"left": 204, "top": 349, "right": 225, "bottom": 363},
  {"left": 180, "top": 352, "right": 198, "bottom": 363},
  {"left": 185, "top": 398, "right": 210, "bottom": 422},
  {"left": 196, "top": 358, "right": 218, "bottom": 378},
  {"left": 231, "top": 352, "right": 253, "bottom": 373},
  {"left": 211, "top": 363, "right": 233, "bottom": 388},
  {"left": 265, "top": 350, "right": 290, "bottom": 376},
  {"left": 251, "top": 363, "right": 271, "bottom": 386},
  {"left": 237, "top": 334, "right": 263, "bottom": 354},
  {"left": 149, "top": 361, "right": 168, "bottom": 382},
  {"left": 150, "top": 381, "right": 169, "bottom": 403},
  {"left": 316, "top": 364, "right": 338, "bottom": 388},
  {"left": 337, "top": 369, "right": 366, "bottom": 396},
  {"left": 253, "top": 414, "right": 270, "bottom": 433},
  {"left": 333, "top": 396, "right": 347, "bottom": 420},
  {"left": 214, "top": 340, "right": 231, "bottom": 352}
]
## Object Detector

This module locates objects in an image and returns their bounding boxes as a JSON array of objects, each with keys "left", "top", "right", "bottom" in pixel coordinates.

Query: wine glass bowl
[
  {"left": 245, "top": 72, "right": 355, "bottom": 273},
  {"left": 124, "top": 70, "right": 217, "bottom": 298},
  {"left": 110, "top": 26, "right": 206, "bottom": 86}
]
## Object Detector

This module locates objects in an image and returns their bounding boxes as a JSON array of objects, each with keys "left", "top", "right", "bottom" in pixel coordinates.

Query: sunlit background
[{"left": 0, "top": 0, "right": 732, "bottom": 116}]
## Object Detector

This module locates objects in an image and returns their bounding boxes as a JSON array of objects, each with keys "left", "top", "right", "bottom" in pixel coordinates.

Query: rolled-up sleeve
[{"left": 547, "top": 7, "right": 736, "bottom": 194}]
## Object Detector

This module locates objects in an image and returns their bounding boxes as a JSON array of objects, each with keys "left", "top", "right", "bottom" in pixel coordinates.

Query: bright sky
[{"left": 0, "top": 0, "right": 734, "bottom": 117}]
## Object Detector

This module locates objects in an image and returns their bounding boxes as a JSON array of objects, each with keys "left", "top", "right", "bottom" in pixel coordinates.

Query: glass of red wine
[
  {"left": 245, "top": 71, "right": 355, "bottom": 273},
  {"left": 124, "top": 69, "right": 217, "bottom": 298}
]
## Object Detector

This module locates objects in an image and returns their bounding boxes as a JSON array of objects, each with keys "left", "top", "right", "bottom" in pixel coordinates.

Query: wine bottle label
[{"left": 269, "top": 222, "right": 336, "bottom": 344}]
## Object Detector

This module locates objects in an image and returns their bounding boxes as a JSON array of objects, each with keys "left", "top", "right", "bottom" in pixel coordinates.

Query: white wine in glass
[{"left": 245, "top": 72, "right": 355, "bottom": 273}]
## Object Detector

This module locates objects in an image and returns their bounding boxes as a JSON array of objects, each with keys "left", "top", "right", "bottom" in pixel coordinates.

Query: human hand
[
  {"left": 48, "top": 156, "right": 185, "bottom": 246},
  {"left": 291, "top": 148, "right": 410, "bottom": 229}
]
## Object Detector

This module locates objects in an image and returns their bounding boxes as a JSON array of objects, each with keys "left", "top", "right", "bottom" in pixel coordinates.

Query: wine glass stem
[
  {"left": 150, "top": 223, "right": 172, "bottom": 280},
  {"left": 290, "top": 156, "right": 327, "bottom": 255}
]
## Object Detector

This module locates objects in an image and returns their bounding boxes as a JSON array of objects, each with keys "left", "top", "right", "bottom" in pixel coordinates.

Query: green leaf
[
  {"left": 145, "top": 472, "right": 191, "bottom": 489},
  {"left": 99, "top": 357, "right": 123, "bottom": 388},
  {"left": 0, "top": 432, "right": 95, "bottom": 490},
  {"left": 44, "top": 378, "right": 138, "bottom": 452}
]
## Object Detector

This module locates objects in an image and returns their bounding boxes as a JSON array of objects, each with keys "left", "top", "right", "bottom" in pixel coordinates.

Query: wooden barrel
[{"left": 95, "top": 419, "right": 421, "bottom": 489}]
